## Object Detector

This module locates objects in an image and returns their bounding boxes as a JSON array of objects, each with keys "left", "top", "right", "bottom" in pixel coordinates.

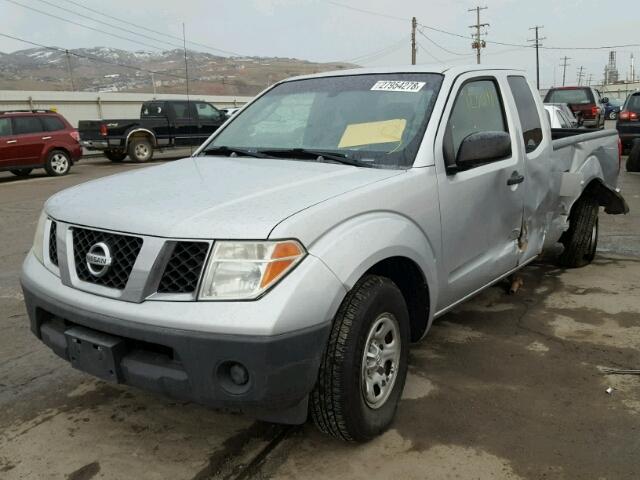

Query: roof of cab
[{"left": 281, "top": 64, "right": 525, "bottom": 83}]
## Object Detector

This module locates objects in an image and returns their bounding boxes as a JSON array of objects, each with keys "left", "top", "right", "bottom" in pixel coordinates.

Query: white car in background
[
  {"left": 221, "top": 107, "right": 241, "bottom": 117},
  {"left": 544, "top": 104, "right": 576, "bottom": 129}
]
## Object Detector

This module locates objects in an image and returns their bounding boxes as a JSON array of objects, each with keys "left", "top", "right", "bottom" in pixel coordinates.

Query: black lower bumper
[{"left": 22, "top": 284, "right": 331, "bottom": 424}]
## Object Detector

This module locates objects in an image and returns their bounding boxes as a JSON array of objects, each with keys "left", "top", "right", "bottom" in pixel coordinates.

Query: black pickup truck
[{"left": 78, "top": 100, "right": 228, "bottom": 162}]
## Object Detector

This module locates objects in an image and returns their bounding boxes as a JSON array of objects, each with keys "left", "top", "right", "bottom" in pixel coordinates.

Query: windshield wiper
[
  {"left": 202, "top": 146, "right": 274, "bottom": 159},
  {"left": 260, "top": 148, "right": 372, "bottom": 168}
]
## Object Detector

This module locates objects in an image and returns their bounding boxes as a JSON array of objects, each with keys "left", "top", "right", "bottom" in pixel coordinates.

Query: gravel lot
[{"left": 1, "top": 147, "right": 639, "bottom": 480}]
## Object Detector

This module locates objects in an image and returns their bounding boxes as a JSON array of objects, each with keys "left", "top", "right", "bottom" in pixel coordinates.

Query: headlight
[
  {"left": 32, "top": 211, "right": 47, "bottom": 264},
  {"left": 199, "top": 240, "right": 306, "bottom": 300}
]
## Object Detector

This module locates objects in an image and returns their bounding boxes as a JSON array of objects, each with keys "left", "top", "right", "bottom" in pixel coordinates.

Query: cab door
[
  {"left": 195, "top": 102, "right": 225, "bottom": 143},
  {"left": 434, "top": 74, "right": 525, "bottom": 309},
  {"left": 171, "top": 101, "right": 199, "bottom": 146}
]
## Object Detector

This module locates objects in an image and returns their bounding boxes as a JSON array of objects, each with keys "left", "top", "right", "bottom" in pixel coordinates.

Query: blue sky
[{"left": 2, "top": 0, "right": 639, "bottom": 88}]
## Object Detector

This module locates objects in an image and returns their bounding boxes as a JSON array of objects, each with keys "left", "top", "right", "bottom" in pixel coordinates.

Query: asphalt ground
[{"left": 1, "top": 140, "right": 638, "bottom": 479}]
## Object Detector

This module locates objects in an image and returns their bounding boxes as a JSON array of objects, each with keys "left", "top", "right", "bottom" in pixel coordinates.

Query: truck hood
[{"left": 46, "top": 156, "right": 403, "bottom": 239}]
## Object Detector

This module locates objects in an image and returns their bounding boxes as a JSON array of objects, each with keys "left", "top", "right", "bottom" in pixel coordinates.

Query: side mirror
[
  {"left": 601, "top": 97, "right": 609, "bottom": 104},
  {"left": 455, "top": 131, "right": 511, "bottom": 170}
]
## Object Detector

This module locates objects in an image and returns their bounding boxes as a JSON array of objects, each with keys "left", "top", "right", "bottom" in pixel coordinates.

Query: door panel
[
  {"left": 435, "top": 75, "right": 525, "bottom": 310},
  {"left": 195, "top": 102, "right": 225, "bottom": 142},
  {"left": 172, "top": 102, "right": 199, "bottom": 146},
  {"left": 9, "top": 116, "right": 46, "bottom": 166}
]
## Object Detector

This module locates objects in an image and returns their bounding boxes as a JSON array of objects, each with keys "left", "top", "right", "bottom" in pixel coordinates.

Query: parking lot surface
[{"left": 1, "top": 150, "right": 639, "bottom": 479}]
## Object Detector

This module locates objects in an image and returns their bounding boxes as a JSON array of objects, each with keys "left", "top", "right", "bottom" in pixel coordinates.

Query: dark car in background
[
  {"left": 604, "top": 98, "right": 624, "bottom": 120},
  {"left": 0, "top": 110, "right": 81, "bottom": 177},
  {"left": 617, "top": 92, "right": 640, "bottom": 170},
  {"left": 544, "top": 86, "right": 606, "bottom": 128},
  {"left": 79, "top": 100, "right": 227, "bottom": 162}
]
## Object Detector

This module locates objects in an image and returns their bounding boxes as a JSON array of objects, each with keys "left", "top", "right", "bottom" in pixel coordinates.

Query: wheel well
[
  {"left": 581, "top": 179, "right": 628, "bottom": 215},
  {"left": 46, "top": 147, "right": 72, "bottom": 163},
  {"left": 365, "top": 257, "right": 430, "bottom": 342},
  {"left": 127, "top": 131, "right": 155, "bottom": 147}
]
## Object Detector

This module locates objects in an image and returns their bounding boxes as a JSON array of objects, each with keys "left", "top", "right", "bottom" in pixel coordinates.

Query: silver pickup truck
[{"left": 21, "top": 66, "right": 628, "bottom": 442}]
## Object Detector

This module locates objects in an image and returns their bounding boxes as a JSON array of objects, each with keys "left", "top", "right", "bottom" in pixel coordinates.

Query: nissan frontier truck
[{"left": 21, "top": 66, "right": 628, "bottom": 442}]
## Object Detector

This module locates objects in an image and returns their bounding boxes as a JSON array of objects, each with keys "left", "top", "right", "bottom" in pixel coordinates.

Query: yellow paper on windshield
[{"left": 338, "top": 119, "right": 406, "bottom": 148}]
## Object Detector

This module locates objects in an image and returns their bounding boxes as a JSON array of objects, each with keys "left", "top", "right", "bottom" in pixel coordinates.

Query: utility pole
[
  {"left": 411, "top": 17, "right": 417, "bottom": 65},
  {"left": 150, "top": 72, "right": 156, "bottom": 96},
  {"left": 468, "top": 6, "right": 488, "bottom": 65},
  {"left": 528, "top": 26, "right": 545, "bottom": 90},
  {"left": 65, "top": 49, "right": 75, "bottom": 91},
  {"left": 577, "top": 66, "right": 585, "bottom": 86},
  {"left": 587, "top": 73, "right": 593, "bottom": 86},
  {"left": 560, "top": 56, "right": 571, "bottom": 86}
]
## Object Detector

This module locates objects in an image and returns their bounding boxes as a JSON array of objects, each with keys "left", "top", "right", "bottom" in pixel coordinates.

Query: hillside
[{"left": 0, "top": 47, "right": 354, "bottom": 96}]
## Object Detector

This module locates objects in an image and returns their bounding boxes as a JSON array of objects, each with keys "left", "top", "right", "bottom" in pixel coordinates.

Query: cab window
[
  {"left": 196, "top": 103, "right": 223, "bottom": 121},
  {"left": 444, "top": 79, "right": 508, "bottom": 164}
]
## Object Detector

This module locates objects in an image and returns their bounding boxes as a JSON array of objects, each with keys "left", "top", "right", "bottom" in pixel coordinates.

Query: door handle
[
  {"left": 42, "top": 136, "right": 52, "bottom": 140},
  {"left": 507, "top": 171, "right": 525, "bottom": 186},
  {"left": 6, "top": 140, "right": 17, "bottom": 144}
]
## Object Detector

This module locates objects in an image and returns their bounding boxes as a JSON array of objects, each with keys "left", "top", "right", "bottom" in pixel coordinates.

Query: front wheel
[
  {"left": 558, "top": 196, "right": 599, "bottom": 268},
  {"left": 44, "top": 150, "right": 71, "bottom": 176},
  {"left": 128, "top": 137, "right": 154, "bottom": 163},
  {"left": 310, "top": 275, "right": 410, "bottom": 442}
]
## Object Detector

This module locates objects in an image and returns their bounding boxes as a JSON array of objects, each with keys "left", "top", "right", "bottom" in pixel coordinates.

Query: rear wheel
[
  {"left": 44, "top": 150, "right": 71, "bottom": 176},
  {"left": 128, "top": 137, "right": 154, "bottom": 163},
  {"left": 608, "top": 111, "right": 617, "bottom": 120},
  {"left": 558, "top": 195, "right": 599, "bottom": 268},
  {"left": 310, "top": 275, "right": 410, "bottom": 442},
  {"left": 10, "top": 168, "right": 33, "bottom": 177},
  {"left": 104, "top": 150, "right": 127, "bottom": 162}
]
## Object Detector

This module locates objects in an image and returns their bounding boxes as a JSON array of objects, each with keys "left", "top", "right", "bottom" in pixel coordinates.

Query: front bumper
[
  {"left": 21, "top": 252, "right": 345, "bottom": 423},
  {"left": 22, "top": 281, "right": 330, "bottom": 424}
]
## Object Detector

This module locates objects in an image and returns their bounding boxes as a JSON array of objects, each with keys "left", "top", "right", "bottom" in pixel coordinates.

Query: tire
[
  {"left": 10, "top": 168, "right": 33, "bottom": 177},
  {"left": 558, "top": 195, "right": 599, "bottom": 268},
  {"left": 44, "top": 150, "right": 71, "bottom": 176},
  {"left": 104, "top": 150, "right": 127, "bottom": 162},
  {"left": 627, "top": 140, "right": 640, "bottom": 172},
  {"left": 310, "top": 275, "right": 410, "bottom": 442},
  {"left": 127, "top": 137, "right": 154, "bottom": 163}
]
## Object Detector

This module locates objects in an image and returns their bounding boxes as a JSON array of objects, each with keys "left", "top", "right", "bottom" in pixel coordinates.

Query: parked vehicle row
[
  {"left": 544, "top": 86, "right": 607, "bottom": 128},
  {"left": 618, "top": 91, "right": 640, "bottom": 171},
  {"left": 0, "top": 110, "right": 81, "bottom": 177},
  {"left": 78, "top": 100, "right": 228, "bottom": 162},
  {"left": 22, "top": 66, "right": 628, "bottom": 442}
]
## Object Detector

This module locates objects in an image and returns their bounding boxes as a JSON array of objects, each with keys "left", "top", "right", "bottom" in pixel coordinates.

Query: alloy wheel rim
[
  {"left": 51, "top": 153, "right": 68, "bottom": 173},
  {"left": 135, "top": 144, "right": 150, "bottom": 159},
  {"left": 361, "top": 313, "right": 401, "bottom": 410}
]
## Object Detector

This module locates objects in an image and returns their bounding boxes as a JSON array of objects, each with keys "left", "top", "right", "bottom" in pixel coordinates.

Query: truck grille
[
  {"left": 49, "top": 221, "right": 58, "bottom": 266},
  {"left": 72, "top": 227, "right": 143, "bottom": 290},
  {"left": 158, "top": 242, "right": 209, "bottom": 294}
]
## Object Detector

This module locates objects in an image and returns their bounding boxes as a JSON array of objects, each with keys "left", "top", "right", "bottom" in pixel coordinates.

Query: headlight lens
[
  {"left": 199, "top": 240, "right": 306, "bottom": 300},
  {"left": 32, "top": 211, "right": 47, "bottom": 264}
]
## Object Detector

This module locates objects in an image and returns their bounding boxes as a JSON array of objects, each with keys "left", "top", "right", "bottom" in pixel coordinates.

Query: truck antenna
[{"left": 183, "top": 22, "right": 193, "bottom": 156}]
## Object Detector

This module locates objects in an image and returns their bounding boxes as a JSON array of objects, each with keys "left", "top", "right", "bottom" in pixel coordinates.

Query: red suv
[
  {"left": 543, "top": 86, "right": 606, "bottom": 129},
  {"left": 0, "top": 110, "right": 82, "bottom": 177}
]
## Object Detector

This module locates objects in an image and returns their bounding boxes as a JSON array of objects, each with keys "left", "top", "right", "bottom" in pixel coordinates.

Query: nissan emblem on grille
[{"left": 86, "top": 242, "right": 112, "bottom": 277}]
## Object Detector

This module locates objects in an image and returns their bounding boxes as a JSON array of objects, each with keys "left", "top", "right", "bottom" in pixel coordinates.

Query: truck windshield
[
  {"left": 545, "top": 89, "right": 593, "bottom": 105},
  {"left": 202, "top": 73, "right": 444, "bottom": 168}
]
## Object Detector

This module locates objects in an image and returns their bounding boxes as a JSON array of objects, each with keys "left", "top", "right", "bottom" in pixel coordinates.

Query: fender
[
  {"left": 125, "top": 128, "right": 157, "bottom": 148},
  {"left": 307, "top": 211, "right": 439, "bottom": 336},
  {"left": 562, "top": 156, "right": 629, "bottom": 214}
]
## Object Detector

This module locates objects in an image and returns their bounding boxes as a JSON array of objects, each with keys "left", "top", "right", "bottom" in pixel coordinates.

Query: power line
[
  {"left": 32, "top": 0, "right": 186, "bottom": 51},
  {"left": 417, "top": 29, "right": 472, "bottom": 56},
  {"left": 3, "top": 0, "right": 167, "bottom": 51},
  {"left": 338, "top": 36, "right": 410, "bottom": 64},
  {"left": 416, "top": 42, "right": 444, "bottom": 64},
  {"left": 58, "top": 0, "right": 244, "bottom": 57}
]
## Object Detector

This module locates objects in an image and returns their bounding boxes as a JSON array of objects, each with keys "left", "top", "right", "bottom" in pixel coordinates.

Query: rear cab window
[
  {"left": 12, "top": 116, "right": 43, "bottom": 135},
  {"left": 507, "top": 76, "right": 543, "bottom": 152},
  {"left": 141, "top": 103, "right": 165, "bottom": 117},
  {"left": 544, "top": 88, "right": 594, "bottom": 105}
]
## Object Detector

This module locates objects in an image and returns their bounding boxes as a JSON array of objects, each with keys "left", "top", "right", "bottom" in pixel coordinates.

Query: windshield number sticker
[{"left": 371, "top": 81, "right": 425, "bottom": 93}]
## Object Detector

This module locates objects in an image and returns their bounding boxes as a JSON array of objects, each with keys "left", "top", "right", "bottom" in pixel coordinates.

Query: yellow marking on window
[{"left": 338, "top": 119, "right": 407, "bottom": 148}]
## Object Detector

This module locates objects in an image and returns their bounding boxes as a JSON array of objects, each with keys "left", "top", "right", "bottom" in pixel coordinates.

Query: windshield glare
[{"left": 203, "top": 73, "right": 444, "bottom": 168}]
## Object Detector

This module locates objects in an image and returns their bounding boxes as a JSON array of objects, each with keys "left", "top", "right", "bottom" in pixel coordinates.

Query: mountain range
[{"left": 0, "top": 47, "right": 353, "bottom": 95}]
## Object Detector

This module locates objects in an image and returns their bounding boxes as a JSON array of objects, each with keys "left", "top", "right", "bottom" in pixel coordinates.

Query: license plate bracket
[{"left": 65, "top": 326, "right": 126, "bottom": 383}]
